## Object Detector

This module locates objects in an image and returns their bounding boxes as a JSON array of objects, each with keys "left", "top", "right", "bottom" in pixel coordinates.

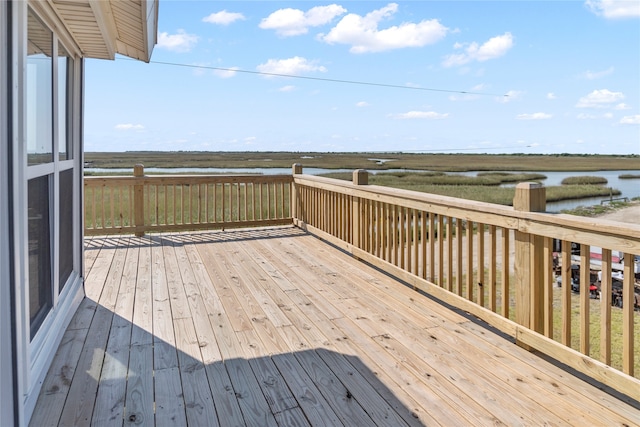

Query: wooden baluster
[
  {"left": 543, "top": 237, "right": 553, "bottom": 338},
  {"left": 447, "top": 217, "right": 453, "bottom": 292},
  {"left": 622, "top": 252, "right": 635, "bottom": 376},
  {"left": 561, "top": 240, "right": 572, "bottom": 346},
  {"left": 488, "top": 225, "right": 497, "bottom": 312},
  {"left": 437, "top": 215, "right": 443, "bottom": 287},
  {"left": 413, "top": 210, "right": 419, "bottom": 277},
  {"left": 422, "top": 211, "right": 428, "bottom": 280},
  {"left": 477, "top": 223, "right": 485, "bottom": 307},
  {"left": 600, "top": 249, "right": 612, "bottom": 365},
  {"left": 580, "top": 244, "right": 590, "bottom": 355},
  {"left": 501, "top": 228, "right": 510, "bottom": 319},
  {"left": 428, "top": 213, "right": 435, "bottom": 282},
  {"left": 466, "top": 220, "right": 474, "bottom": 301},
  {"left": 352, "top": 169, "right": 368, "bottom": 249},
  {"left": 456, "top": 219, "right": 463, "bottom": 296},
  {"left": 399, "top": 207, "right": 405, "bottom": 269}
]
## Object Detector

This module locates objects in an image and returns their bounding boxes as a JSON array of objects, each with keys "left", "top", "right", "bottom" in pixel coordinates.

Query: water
[
  {"left": 86, "top": 167, "right": 639, "bottom": 213},
  {"left": 454, "top": 170, "right": 640, "bottom": 212}
]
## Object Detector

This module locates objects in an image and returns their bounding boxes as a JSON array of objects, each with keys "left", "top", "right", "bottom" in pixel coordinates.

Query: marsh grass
[
  {"left": 561, "top": 176, "right": 608, "bottom": 185},
  {"left": 321, "top": 171, "right": 621, "bottom": 205},
  {"left": 619, "top": 174, "right": 640, "bottom": 179},
  {"left": 84, "top": 152, "right": 640, "bottom": 172}
]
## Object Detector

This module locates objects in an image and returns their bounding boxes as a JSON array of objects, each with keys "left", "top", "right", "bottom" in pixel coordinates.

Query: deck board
[{"left": 30, "top": 226, "right": 640, "bottom": 426}]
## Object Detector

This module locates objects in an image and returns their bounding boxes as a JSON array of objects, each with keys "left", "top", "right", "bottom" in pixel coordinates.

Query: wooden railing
[
  {"left": 84, "top": 163, "right": 640, "bottom": 401},
  {"left": 291, "top": 164, "right": 640, "bottom": 401},
  {"left": 84, "top": 165, "right": 292, "bottom": 236}
]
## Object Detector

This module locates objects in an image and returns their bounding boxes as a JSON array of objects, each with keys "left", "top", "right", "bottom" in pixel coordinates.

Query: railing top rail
[
  {"left": 293, "top": 173, "right": 640, "bottom": 251},
  {"left": 85, "top": 174, "right": 294, "bottom": 186}
]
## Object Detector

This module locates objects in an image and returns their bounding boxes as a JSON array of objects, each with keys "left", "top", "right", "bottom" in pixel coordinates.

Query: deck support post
[
  {"left": 292, "top": 164, "right": 303, "bottom": 223},
  {"left": 133, "top": 164, "right": 145, "bottom": 237},
  {"left": 513, "top": 182, "right": 546, "bottom": 348},
  {"left": 352, "top": 170, "right": 368, "bottom": 249}
]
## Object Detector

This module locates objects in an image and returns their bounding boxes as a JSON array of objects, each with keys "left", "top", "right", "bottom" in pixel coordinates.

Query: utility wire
[{"left": 127, "top": 58, "right": 508, "bottom": 97}]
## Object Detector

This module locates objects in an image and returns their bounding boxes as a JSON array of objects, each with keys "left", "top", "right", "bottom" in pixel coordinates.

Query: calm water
[
  {"left": 86, "top": 167, "right": 639, "bottom": 213},
  {"left": 455, "top": 170, "right": 640, "bottom": 212}
]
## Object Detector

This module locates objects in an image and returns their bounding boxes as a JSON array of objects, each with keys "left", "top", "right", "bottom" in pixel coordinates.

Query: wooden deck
[{"left": 30, "top": 226, "right": 640, "bottom": 426}]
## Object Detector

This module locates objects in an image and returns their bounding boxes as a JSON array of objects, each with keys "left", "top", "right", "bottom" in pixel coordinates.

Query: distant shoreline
[{"left": 84, "top": 152, "right": 640, "bottom": 172}]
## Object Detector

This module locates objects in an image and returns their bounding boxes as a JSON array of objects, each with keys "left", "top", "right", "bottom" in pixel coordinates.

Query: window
[
  {"left": 26, "top": 10, "right": 53, "bottom": 166},
  {"left": 28, "top": 176, "right": 52, "bottom": 339},
  {"left": 26, "top": 7, "right": 77, "bottom": 339},
  {"left": 59, "top": 169, "right": 74, "bottom": 291},
  {"left": 58, "top": 42, "right": 71, "bottom": 160}
]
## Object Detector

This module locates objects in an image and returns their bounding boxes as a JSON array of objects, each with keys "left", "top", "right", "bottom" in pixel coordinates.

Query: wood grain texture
[{"left": 30, "top": 227, "right": 640, "bottom": 427}]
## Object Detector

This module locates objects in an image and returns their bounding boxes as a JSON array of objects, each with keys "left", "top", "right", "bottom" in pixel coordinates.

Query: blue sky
[{"left": 84, "top": 1, "right": 640, "bottom": 154}]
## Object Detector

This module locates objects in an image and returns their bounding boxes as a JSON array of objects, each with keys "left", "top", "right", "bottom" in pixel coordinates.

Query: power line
[{"left": 127, "top": 58, "right": 508, "bottom": 97}]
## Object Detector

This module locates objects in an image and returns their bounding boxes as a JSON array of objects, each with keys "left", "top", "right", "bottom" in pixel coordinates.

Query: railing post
[
  {"left": 513, "top": 182, "right": 546, "bottom": 341},
  {"left": 352, "top": 169, "right": 368, "bottom": 248},
  {"left": 133, "top": 164, "right": 145, "bottom": 237},
  {"left": 291, "top": 164, "right": 302, "bottom": 222}
]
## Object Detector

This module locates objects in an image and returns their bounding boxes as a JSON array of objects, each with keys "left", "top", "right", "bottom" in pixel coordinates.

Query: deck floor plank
[
  {"left": 154, "top": 366, "right": 187, "bottom": 427},
  {"left": 131, "top": 237, "right": 153, "bottom": 346},
  {"left": 30, "top": 226, "right": 640, "bottom": 427},
  {"left": 152, "top": 235, "right": 179, "bottom": 371},
  {"left": 173, "top": 317, "right": 220, "bottom": 426},
  {"left": 28, "top": 326, "right": 91, "bottom": 427}
]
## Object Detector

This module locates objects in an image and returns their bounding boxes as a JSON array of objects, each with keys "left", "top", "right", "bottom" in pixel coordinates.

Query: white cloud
[
  {"left": 390, "top": 111, "right": 449, "bottom": 119},
  {"left": 320, "top": 3, "right": 448, "bottom": 53},
  {"left": 115, "top": 123, "right": 144, "bottom": 130},
  {"left": 614, "top": 103, "right": 631, "bottom": 110},
  {"left": 585, "top": 0, "right": 640, "bottom": 19},
  {"left": 516, "top": 113, "right": 552, "bottom": 120},
  {"left": 260, "top": 4, "right": 346, "bottom": 36},
  {"left": 356, "top": 101, "right": 370, "bottom": 107},
  {"left": 496, "top": 90, "right": 522, "bottom": 103},
  {"left": 620, "top": 114, "right": 640, "bottom": 124},
  {"left": 547, "top": 93, "right": 557, "bottom": 100},
  {"left": 443, "top": 32, "right": 513, "bottom": 67},
  {"left": 157, "top": 30, "right": 198, "bottom": 52},
  {"left": 256, "top": 56, "right": 327, "bottom": 76},
  {"left": 576, "top": 89, "right": 625, "bottom": 108},
  {"left": 279, "top": 85, "right": 296, "bottom": 92},
  {"left": 203, "top": 10, "right": 246, "bottom": 25},
  {"left": 582, "top": 66, "right": 614, "bottom": 80},
  {"left": 213, "top": 67, "right": 239, "bottom": 78}
]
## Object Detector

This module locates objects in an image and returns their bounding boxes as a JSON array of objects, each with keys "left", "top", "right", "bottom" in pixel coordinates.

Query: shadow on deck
[{"left": 30, "top": 226, "right": 640, "bottom": 426}]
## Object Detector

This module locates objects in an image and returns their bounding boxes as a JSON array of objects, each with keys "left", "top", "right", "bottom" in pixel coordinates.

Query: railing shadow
[
  {"left": 32, "top": 303, "right": 425, "bottom": 426},
  {"left": 84, "top": 226, "right": 305, "bottom": 251}
]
